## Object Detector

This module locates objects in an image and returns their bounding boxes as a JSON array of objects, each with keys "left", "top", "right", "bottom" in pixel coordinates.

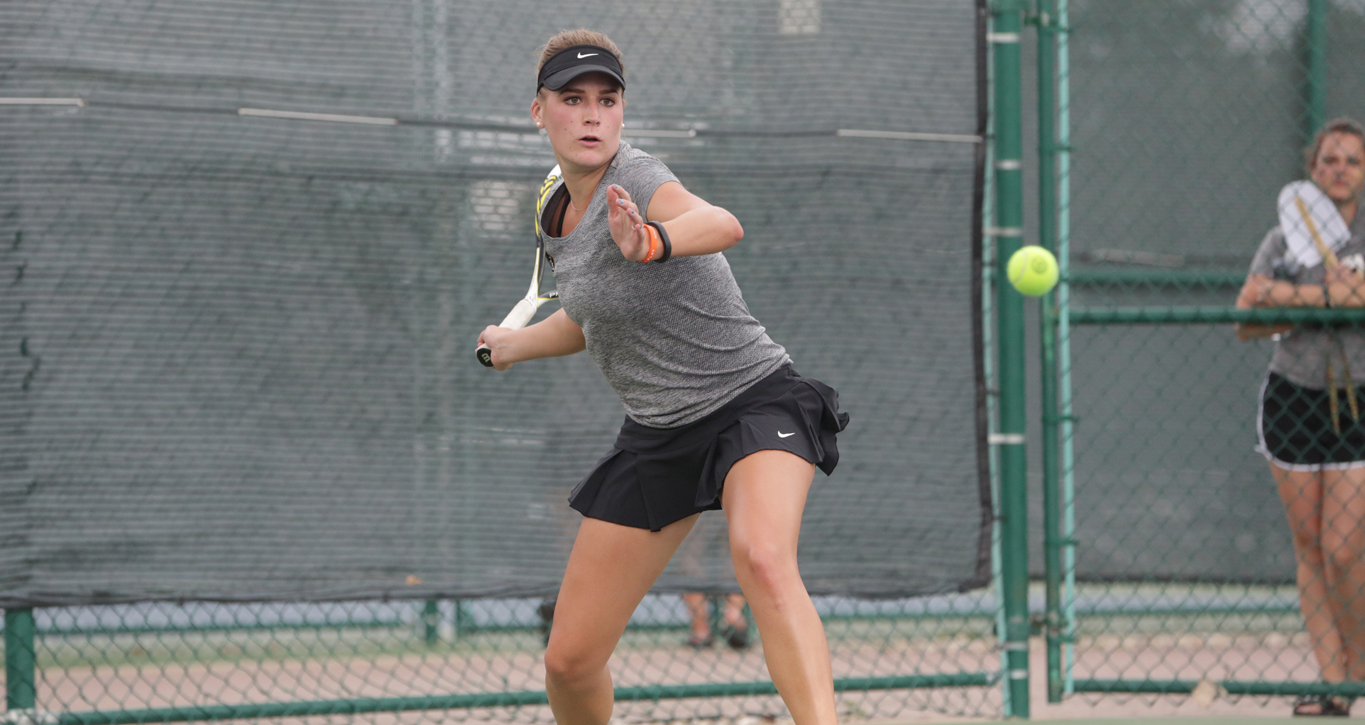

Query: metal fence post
[
  {"left": 1034, "top": 0, "right": 1065, "bottom": 705},
  {"left": 5, "top": 608, "right": 37, "bottom": 711},
  {"left": 1305, "top": 0, "right": 1327, "bottom": 141},
  {"left": 421, "top": 600, "right": 441, "bottom": 646},
  {"left": 1054, "top": 0, "right": 1077, "bottom": 697},
  {"left": 991, "top": 0, "right": 1029, "bottom": 717},
  {"left": 454, "top": 600, "right": 475, "bottom": 639}
]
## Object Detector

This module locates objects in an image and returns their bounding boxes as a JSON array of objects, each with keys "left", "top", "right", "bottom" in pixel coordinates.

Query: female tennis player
[
  {"left": 1237, "top": 117, "right": 1365, "bottom": 717},
  {"left": 476, "top": 29, "right": 848, "bottom": 725}
]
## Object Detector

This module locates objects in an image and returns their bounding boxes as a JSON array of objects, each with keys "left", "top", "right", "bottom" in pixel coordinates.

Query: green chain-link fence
[
  {"left": 3, "top": 594, "right": 1001, "bottom": 724},
  {"left": 1036, "top": 0, "right": 1365, "bottom": 715},
  {"left": 1, "top": 0, "right": 1005, "bottom": 722},
  {"left": 12, "top": 0, "right": 1365, "bottom": 721}
]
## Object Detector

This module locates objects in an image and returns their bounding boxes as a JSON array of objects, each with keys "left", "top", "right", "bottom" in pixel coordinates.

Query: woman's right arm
[
  {"left": 1235, "top": 274, "right": 1300, "bottom": 341},
  {"left": 477, "top": 308, "right": 586, "bottom": 371},
  {"left": 1234, "top": 268, "right": 1365, "bottom": 340}
]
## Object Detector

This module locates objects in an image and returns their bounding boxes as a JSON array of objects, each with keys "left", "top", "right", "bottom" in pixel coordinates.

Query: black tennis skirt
[
  {"left": 568, "top": 364, "right": 850, "bottom": 532},
  {"left": 1258, "top": 371, "right": 1365, "bottom": 470}
]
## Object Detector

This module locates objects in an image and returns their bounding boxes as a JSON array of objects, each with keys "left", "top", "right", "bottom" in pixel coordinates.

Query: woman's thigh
[
  {"left": 1320, "top": 465, "right": 1365, "bottom": 557},
  {"left": 548, "top": 515, "right": 698, "bottom": 666},
  {"left": 722, "top": 450, "right": 816, "bottom": 559},
  {"left": 1271, "top": 463, "right": 1323, "bottom": 545}
]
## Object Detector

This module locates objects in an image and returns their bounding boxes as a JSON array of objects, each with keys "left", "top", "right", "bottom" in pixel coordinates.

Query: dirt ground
[{"left": 11, "top": 627, "right": 1324, "bottom": 724}]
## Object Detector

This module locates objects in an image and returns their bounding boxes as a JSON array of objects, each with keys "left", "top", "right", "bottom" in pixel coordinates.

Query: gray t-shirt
[
  {"left": 542, "top": 141, "right": 790, "bottom": 428},
  {"left": 1248, "top": 209, "right": 1365, "bottom": 388}
]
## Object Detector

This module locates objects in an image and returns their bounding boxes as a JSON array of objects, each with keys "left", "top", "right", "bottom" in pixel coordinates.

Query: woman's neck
[{"left": 561, "top": 162, "right": 610, "bottom": 212}]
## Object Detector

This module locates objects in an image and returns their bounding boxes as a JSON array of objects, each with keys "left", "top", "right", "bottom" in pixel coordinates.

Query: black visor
[{"left": 537, "top": 45, "right": 625, "bottom": 92}]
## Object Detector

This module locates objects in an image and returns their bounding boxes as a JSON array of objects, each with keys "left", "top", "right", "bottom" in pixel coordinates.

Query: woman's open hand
[
  {"left": 1326, "top": 266, "right": 1365, "bottom": 307},
  {"left": 1236, "top": 274, "right": 1276, "bottom": 309},
  {"left": 606, "top": 184, "right": 652, "bottom": 261}
]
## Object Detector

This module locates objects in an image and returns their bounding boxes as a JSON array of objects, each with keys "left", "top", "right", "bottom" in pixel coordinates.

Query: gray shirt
[
  {"left": 542, "top": 142, "right": 790, "bottom": 428},
  {"left": 1248, "top": 209, "right": 1365, "bottom": 388}
]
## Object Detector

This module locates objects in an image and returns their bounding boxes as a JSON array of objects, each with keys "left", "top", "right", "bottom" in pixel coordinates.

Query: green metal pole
[
  {"left": 1055, "top": 0, "right": 1077, "bottom": 694},
  {"left": 421, "top": 600, "right": 440, "bottom": 646},
  {"left": 1034, "top": 0, "right": 1063, "bottom": 705},
  {"left": 5, "top": 608, "right": 37, "bottom": 711},
  {"left": 1069, "top": 306, "right": 1365, "bottom": 325},
  {"left": 1306, "top": 0, "right": 1327, "bottom": 141},
  {"left": 979, "top": 26, "right": 1011, "bottom": 715},
  {"left": 991, "top": 0, "right": 1029, "bottom": 717},
  {"left": 454, "top": 600, "right": 474, "bottom": 638}
]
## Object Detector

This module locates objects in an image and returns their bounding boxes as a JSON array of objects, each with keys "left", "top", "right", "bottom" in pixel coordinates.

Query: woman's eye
[
  {"left": 563, "top": 96, "right": 580, "bottom": 105},
  {"left": 602, "top": 98, "right": 616, "bottom": 106}
]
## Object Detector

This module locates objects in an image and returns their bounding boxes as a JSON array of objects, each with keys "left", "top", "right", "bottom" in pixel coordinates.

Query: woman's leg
[
  {"left": 1271, "top": 463, "right": 1346, "bottom": 682},
  {"left": 723, "top": 450, "right": 836, "bottom": 725},
  {"left": 682, "top": 592, "right": 711, "bottom": 641},
  {"left": 721, "top": 593, "right": 748, "bottom": 629},
  {"left": 1320, "top": 464, "right": 1365, "bottom": 680},
  {"left": 545, "top": 514, "right": 699, "bottom": 725}
]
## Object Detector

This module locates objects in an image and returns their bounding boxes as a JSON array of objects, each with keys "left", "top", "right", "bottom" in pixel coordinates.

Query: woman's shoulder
[
  {"left": 1246, "top": 225, "right": 1290, "bottom": 277},
  {"left": 1256, "top": 225, "right": 1287, "bottom": 253},
  {"left": 610, "top": 141, "right": 670, "bottom": 173},
  {"left": 607, "top": 142, "right": 678, "bottom": 190}
]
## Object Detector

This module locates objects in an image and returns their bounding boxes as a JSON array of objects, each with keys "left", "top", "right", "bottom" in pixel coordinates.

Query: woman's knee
[
  {"left": 1282, "top": 502, "right": 1322, "bottom": 554},
  {"left": 543, "top": 641, "right": 606, "bottom": 687},
  {"left": 1291, "top": 525, "right": 1323, "bottom": 557},
  {"left": 731, "top": 540, "right": 800, "bottom": 594},
  {"left": 1323, "top": 533, "right": 1365, "bottom": 578}
]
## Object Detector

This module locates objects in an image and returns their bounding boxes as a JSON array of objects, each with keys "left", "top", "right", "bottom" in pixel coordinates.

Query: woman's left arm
[{"left": 606, "top": 181, "right": 743, "bottom": 261}]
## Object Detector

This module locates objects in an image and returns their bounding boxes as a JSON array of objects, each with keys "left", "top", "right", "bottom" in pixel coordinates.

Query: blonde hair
[
  {"left": 1304, "top": 117, "right": 1365, "bottom": 176},
  {"left": 536, "top": 29, "right": 624, "bottom": 90}
]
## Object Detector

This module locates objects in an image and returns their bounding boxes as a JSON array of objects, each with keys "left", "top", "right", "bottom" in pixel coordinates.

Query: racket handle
[
  {"left": 499, "top": 299, "right": 539, "bottom": 330},
  {"left": 476, "top": 299, "right": 540, "bottom": 367}
]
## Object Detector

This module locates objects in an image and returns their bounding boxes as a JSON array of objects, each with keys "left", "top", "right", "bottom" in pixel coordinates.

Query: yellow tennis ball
[{"left": 1007, "top": 246, "right": 1059, "bottom": 297}]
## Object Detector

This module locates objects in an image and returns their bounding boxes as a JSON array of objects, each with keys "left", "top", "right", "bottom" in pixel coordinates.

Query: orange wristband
[{"left": 640, "top": 224, "right": 662, "bottom": 263}]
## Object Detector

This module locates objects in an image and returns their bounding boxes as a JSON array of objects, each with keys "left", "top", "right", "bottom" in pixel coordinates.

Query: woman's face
[
  {"left": 531, "top": 73, "right": 624, "bottom": 172},
  {"left": 1311, "top": 131, "right": 1365, "bottom": 205}
]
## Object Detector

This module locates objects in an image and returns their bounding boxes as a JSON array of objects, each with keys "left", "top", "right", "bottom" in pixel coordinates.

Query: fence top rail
[
  {"left": 1068, "top": 306, "right": 1365, "bottom": 325},
  {"left": 1065, "top": 270, "right": 1246, "bottom": 286}
]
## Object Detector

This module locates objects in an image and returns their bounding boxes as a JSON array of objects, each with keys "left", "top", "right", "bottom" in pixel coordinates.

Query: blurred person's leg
[
  {"left": 720, "top": 593, "right": 749, "bottom": 649},
  {"left": 682, "top": 592, "right": 714, "bottom": 647},
  {"left": 1272, "top": 463, "right": 1346, "bottom": 683},
  {"left": 1320, "top": 464, "right": 1365, "bottom": 680}
]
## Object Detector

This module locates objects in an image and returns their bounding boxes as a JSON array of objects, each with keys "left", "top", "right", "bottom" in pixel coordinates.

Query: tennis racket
[
  {"left": 476, "top": 165, "right": 562, "bottom": 368},
  {"left": 1285, "top": 182, "right": 1360, "bottom": 430},
  {"left": 1279, "top": 179, "right": 1351, "bottom": 269},
  {"left": 1294, "top": 195, "right": 1340, "bottom": 269}
]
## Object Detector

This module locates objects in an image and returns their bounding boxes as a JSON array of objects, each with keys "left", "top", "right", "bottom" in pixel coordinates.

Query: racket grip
[
  {"left": 499, "top": 299, "right": 539, "bottom": 330},
  {"left": 476, "top": 299, "right": 540, "bottom": 368}
]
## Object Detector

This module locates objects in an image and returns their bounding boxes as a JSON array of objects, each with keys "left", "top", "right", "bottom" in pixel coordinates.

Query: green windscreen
[{"left": 0, "top": 0, "right": 987, "bottom": 606}]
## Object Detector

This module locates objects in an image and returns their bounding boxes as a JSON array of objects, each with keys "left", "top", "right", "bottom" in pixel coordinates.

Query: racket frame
[{"left": 476, "top": 168, "right": 562, "bottom": 367}]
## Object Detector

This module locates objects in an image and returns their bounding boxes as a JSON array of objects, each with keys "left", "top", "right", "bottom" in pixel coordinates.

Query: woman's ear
[{"left": 530, "top": 97, "right": 543, "bottom": 129}]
